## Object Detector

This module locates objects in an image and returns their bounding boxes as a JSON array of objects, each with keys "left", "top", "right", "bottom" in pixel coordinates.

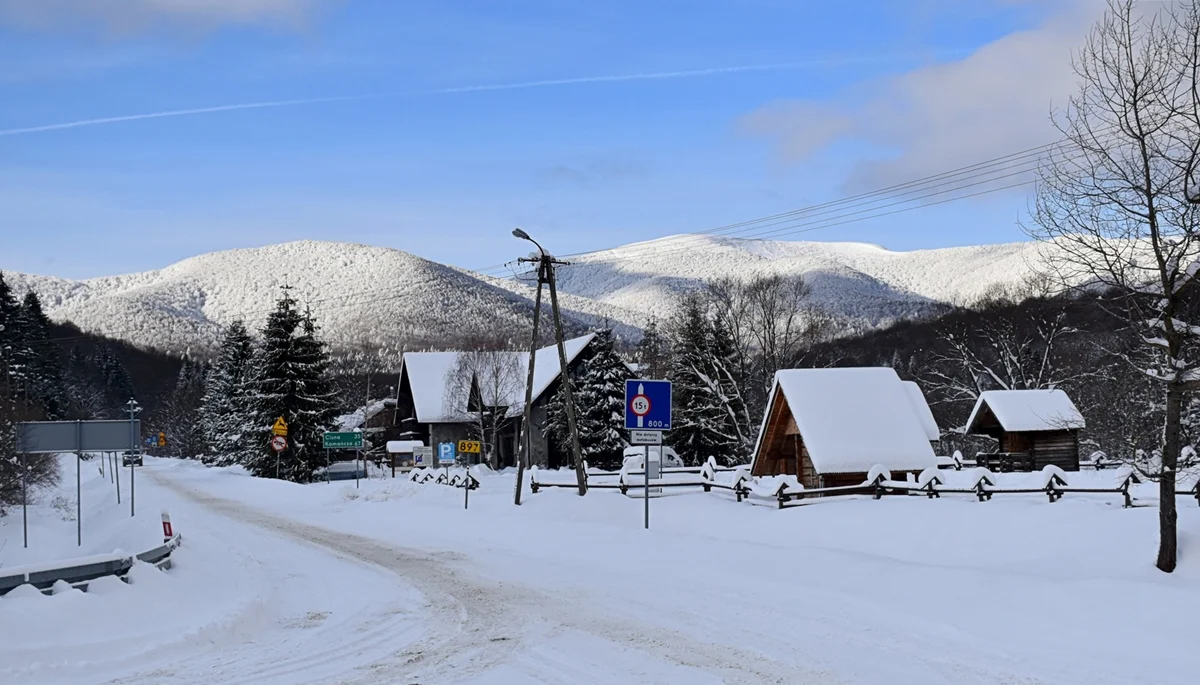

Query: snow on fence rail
[
  {"left": 768, "top": 466, "right": 1200, "bottom": 510},
  {"left": 530, "top": 457, "right": 1200, "bottom": 511},
  {"left": 529, "top": 458, "right": 744, "bottom": 495},
  {"left": 0, "top": 533, "right": 183, "bottom": 597},
  {"left": 407, "top": 467, "right": 479, "bottom": 490}
]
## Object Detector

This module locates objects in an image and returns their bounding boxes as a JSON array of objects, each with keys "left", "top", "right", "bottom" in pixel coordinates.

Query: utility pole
[{"left": 511, "top": 229, "right": 587, "bottom": 501}]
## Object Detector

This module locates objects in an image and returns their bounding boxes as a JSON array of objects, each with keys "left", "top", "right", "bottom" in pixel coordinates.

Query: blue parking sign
[
  {"left": 438, "top": 442, "right": 456, "bottom": 465},
  {"left": 624, "top": 379, "right": 672, "bottom": 431}
]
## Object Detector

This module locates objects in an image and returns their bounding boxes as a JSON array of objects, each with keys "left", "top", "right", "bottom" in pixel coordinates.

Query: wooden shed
[
  {"left": 750, "top": 368, "right": 938, "bottom": 488},
  {"left": 965, "top": 389, "right": 1085, "bottom": 471}
]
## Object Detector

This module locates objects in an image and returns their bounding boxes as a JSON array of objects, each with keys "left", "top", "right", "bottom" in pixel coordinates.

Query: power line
[{"left": 472, "top": 124, "right": 1125, "bottom": 276}]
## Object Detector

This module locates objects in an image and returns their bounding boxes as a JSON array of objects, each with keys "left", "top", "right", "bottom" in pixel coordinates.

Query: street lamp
[
  {"left": 508, "top": 227, "right": 588, "bottom": 502},
  {"left": 512, "top": 227, "right": 546, "bottom": 258}
]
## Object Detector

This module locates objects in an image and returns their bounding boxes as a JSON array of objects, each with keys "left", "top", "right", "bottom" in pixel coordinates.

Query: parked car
[
  {"left": 315, "top": 461, "right": 367, "bottom": 482},
  {"left": 122, "top": 450, "right": 144, "bottom": 467},
  {"left": 621, "top": 446, "right": 685, "bottom": 470}
]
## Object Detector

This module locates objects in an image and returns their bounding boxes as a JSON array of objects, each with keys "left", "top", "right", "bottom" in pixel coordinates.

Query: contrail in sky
[{"left": 0, "top": 54, "right": 960, "bottom": 138}]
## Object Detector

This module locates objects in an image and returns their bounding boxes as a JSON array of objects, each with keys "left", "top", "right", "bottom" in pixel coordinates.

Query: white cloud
[
  {"left": 741, "top": 0, "right": 1108, "bottom": 191},
  {"left": 0, "top": 0, "right": 324, "bottom": 32}
]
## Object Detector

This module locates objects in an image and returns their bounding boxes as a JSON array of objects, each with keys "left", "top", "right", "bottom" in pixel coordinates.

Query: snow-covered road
[
  {"left": 9, "top": 457, "right": 1197, "bottom": 684},
  {"left": 2, "top": 466, "right": 425, "bottom": 685},
  {"left": 153, "top": 467, "right": 813, "bottom": 684}
]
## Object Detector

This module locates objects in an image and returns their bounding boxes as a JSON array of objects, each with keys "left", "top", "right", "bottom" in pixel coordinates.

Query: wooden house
[
  {"left": 965, "top": 389, "right": 1085, "bottom": 471},
  {"left": 394, "top": 334, "right": 598, "bottom": 468},
  {"left": 750, "top": 368, "right": 938, "bottom": 488}
]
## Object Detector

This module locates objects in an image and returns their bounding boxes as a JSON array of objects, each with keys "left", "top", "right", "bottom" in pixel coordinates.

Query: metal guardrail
[{"left": 0, "top": 534, "right": 182, "bottom": 597}]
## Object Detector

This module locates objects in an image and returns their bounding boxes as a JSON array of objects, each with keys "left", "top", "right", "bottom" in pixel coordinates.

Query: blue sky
[{"left": 0, "top": 0, "right": 1095, "bottom": 279}]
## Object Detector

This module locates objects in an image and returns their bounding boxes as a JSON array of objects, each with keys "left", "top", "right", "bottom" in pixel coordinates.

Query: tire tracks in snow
[{"left": 156, "top": 472, "right": 832, "bottom": 684}]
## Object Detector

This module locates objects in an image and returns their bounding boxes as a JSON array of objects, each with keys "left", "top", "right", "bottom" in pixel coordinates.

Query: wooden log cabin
[
  {"left": 750, "top": 368, "right": 938, "bottom": 488},
  {"left": 965, "top": 389, "right": 1085, "bottom": 471}
]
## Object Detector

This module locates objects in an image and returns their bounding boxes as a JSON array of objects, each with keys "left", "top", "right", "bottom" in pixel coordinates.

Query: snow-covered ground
[{"left": 4, "top": 456, "right": 1199, "bottom": 684}]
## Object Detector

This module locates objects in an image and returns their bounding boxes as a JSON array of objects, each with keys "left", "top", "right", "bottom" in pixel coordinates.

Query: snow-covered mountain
[
  {"left": 6, "top": 236, "right": 1051, "bottom": 355},
  {"left": 7, "top": 241, "right": 641, "bottom": 355},
  {"left": 556, "top": 235, "right": 1052, "bottom": 325}
]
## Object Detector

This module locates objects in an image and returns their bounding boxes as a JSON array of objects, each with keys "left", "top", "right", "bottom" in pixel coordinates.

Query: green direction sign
[{"left": 323, "top": 432, "right": 363, "bottom": 450}]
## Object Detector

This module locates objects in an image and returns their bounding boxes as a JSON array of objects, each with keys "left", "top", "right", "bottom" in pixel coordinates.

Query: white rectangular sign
[{"left": 630, "top": 430, "right": 662, "bottom": 445}]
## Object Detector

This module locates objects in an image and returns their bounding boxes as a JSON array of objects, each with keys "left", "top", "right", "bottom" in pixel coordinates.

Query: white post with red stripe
[{"left": 161, "top": 511, "right": 174, "bottom": 542}]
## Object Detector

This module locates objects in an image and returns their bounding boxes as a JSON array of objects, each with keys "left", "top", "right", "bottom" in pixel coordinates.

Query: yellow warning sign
[{"left": 272, "top": 417, "right": 288, "bottom": 437}]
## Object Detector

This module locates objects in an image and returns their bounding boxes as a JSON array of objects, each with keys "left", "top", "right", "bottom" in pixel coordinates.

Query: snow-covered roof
[
  {"left": 901, "top": 381, "right": 940, "bottom": 441},
  {"left": 386, "top": 440, "right": 425, "bottom": 453},
  {"left": 401, "top": 351, "right": 464, "bottom": 423},
  {"left": 753, "top": 367, "right": 937, "bottom": 475},
  {"left": 965, "top": 389, "right": 1085, "bottom": 434},
  {"left": 527, "top": 333, "right": 596, "bottom": 407},
  {"left": 402, "top": 333, "right": 596, "bottom": 424},
  {"left": 335, "top": 398, "right": 395, "bottom": 431}
]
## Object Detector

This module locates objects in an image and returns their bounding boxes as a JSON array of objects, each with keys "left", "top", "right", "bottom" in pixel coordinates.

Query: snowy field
[{"left": 2, "top": 457, "right": 1199, "bottom": 684}]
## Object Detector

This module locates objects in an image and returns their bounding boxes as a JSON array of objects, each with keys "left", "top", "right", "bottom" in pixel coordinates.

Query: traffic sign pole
[
  {"left": 625, "top": 379, "right": 671, "bottom": 531},
  {"left": 644, "top": 444, "right": 649, "bottom": 530}
]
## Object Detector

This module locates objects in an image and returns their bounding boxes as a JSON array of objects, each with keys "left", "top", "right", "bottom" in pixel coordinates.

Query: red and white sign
[
  {"left": 630, "top": 393, "right": 651, "bottom": 428},
  {"left": 161, "top": 511, "right": 174, "bottom": 541},
  {"left": 270, "top": 435, "right": 288, "bottom": 453}
]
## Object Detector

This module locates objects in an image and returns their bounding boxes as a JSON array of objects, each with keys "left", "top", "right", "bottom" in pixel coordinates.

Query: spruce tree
[
  {"left": 245, "top": 294, "right": 339, "bottom": 482},
  {"left": 543, "top": 329, "right": 630, "bottom": 469},
  {"left": 199, "top": 321, "right": 256, "bottom": 466},
  {"left": 290, "top": 310, "right": 340, "bottom": 467},
  {"left": 14, "top": 292, "right": 67, "bottom": 420},
  {"left": 665, "top": 295, "right": 750, "bottom": 466},
  {"left": 634, "top": 319, "right": 670, "bottom": 379},
  {"left": 160, "top": 358, "right": 208, "bottom": 458},
  {"left": 0, "top": 273, "right": 19, "bottom": 505}
]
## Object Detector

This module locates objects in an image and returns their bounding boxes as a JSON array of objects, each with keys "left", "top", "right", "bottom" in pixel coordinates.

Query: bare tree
[
  {"left": 1027, "top": 0, "right": 1200, "bottom": 572},
  {"left": 925, "top": 305, "right": 1088, "bottom": 406},
  {"left": 445, "top": 344, "right": 525, "bottom": 469},
  {"left": 704, "top": 274, "right": 830, "bottom": 416}
]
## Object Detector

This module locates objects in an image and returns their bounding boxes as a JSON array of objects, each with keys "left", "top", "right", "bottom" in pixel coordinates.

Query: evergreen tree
[
  {"left": 158, "top": 357, "right": 208, "bottom": 458},
  {"left": 634, "top": 319, "right": 670, "bottom": 379},
  {"left": 198, "top": 321, "right": 256, "bottom": 466},
  {"left": 14, "top": 291, "right": 67, "bottom": 420},
  {"left": 543, "top": 329, "right": 630, "bottom": 470},
  {"left": 244, "top": 294, "right": 339, "bottom": 482},
  {"left": 289, "top": 309, "right": 340, "bottom": 467},
  {"left": 0, "top": 273, "right": 20, "bottom": 507},
  {"left": 95, "top": 345, "right": 135, "bottom": 408},
  {"left": 666, "top": 295, "right": 752, "bottom": 466}
]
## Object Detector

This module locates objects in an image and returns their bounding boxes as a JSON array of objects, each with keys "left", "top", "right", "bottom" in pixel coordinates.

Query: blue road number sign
[
  {"left": 438, "top": 442, "right": 457, "bottom": 465},
  {"left": 625, "top": 379, "right": 672, "bottom": 431}
]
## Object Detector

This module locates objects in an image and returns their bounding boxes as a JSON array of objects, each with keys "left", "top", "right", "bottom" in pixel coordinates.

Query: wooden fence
[
  {"left": 529, "top": 458, "right": 742, "bottom": 495},
  {"left": 530, "top": 458, "right": 1200, "bottom": 513},
  {"left": 408, "top": 467, "right": 479, "bottom": 490}
]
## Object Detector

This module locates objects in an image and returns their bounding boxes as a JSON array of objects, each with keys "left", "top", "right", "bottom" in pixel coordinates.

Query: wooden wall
[{"left": 1029, "top": 430, "right": 1080, "bottom": 471}]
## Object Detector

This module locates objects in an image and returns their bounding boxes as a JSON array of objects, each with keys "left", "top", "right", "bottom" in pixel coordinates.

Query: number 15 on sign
[{"left": 624, "top": 379, "right": 671, "bottom": 431}]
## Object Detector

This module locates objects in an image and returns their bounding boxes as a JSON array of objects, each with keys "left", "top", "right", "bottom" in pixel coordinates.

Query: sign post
[
  {"left": 323, "top": 432, "right": 365, "bottom": 488},
  {"left": 457, "top": 441, "right": 481, "bottom": 510},
  {"left": 272, "top": 417, "right": 288, "bottom": 480},
  {"left": 625, "top": 380, "right": 672, "bottom": 530},
  {"left": 438, "top": 442, "right": 456, "bottom": 483},
  {"left": 412, "top": 446, "right": 432, "bottom": 469}
]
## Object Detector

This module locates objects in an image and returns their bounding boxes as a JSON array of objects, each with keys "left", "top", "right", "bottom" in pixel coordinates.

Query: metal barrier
[{"left": 0, "top": 533, "right": 183, "bottom": 597}]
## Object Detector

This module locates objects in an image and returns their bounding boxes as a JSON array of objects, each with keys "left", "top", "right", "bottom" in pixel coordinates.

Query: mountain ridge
[{"left": 5, "top": 236, "right": 1049, "bottom": 355}]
